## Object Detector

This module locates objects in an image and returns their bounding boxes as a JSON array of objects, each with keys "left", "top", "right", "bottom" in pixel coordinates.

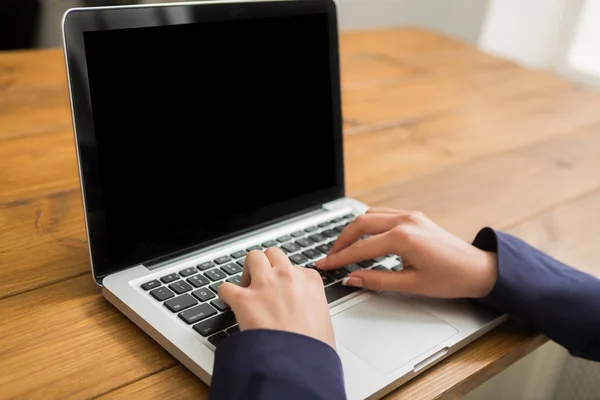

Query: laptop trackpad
[{"left": 332, "top": 293, "right": 458, "bottom": 374}]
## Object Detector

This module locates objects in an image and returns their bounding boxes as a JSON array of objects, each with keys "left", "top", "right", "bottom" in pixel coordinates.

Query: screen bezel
[{"left": 62, "top": 0, "right": 345, "bottom": 283}]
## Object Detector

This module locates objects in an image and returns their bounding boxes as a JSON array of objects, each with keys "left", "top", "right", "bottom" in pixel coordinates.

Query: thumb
[
  {"left": 343, "top": 269, "right": 419, "bottom": 292},
  {"left": 218, "top": 282, "right": 244, "bottom": 308}
]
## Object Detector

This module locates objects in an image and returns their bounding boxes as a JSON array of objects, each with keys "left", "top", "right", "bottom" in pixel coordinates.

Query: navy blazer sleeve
[
  {"left": 472, "top": 227, "right": 600, "bottom": 361},
  {"left": 210, "top": 329, "right": 346, "bottom": 400}
]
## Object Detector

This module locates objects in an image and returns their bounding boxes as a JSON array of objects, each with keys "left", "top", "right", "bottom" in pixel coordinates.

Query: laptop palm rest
[{"left": 332, "top": 292, "right": 458, "bottom": 374}]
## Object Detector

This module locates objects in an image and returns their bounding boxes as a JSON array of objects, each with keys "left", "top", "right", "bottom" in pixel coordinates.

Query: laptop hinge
[{"left": 143, "top": 204, "right": 330, "bottom": 271}]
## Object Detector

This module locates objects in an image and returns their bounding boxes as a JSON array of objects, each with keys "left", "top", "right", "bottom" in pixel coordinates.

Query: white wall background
[{"left": 478, "top": 0, "right": 572, "bottom": 68}]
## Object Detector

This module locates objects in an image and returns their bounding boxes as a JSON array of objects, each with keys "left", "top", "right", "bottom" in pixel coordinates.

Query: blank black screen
[{"left": 82, "top": 11, "right": 340, "bottom": 274}]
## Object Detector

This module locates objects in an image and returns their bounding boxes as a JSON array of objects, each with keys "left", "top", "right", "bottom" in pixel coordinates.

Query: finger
[
  {"left": 218, "top": 282, "right": 245, "bottom": 308},
  {"left": 342, "top": 269, "right": 420, "bottom": 292},
  {"left": 328, "top": 213, "right": 407, "bottom": 256},
  {"left": 317, "top": 231, "right": 394, "bottom": 270},
  {"left": 240, "top": 249, "right": 271, "bottom": 287},
  {"left": 264, "top": 246, "right": 292, "bottom": 268}
]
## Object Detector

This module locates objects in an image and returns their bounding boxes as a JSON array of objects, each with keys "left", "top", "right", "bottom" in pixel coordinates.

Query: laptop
[{"left": 62, "top": 1, "right": 506, "bottom": 398}]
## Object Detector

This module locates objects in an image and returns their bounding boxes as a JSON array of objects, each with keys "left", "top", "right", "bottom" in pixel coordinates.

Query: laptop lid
[{"left": 62, "top": 0, "right": 344, "bottom": 283}]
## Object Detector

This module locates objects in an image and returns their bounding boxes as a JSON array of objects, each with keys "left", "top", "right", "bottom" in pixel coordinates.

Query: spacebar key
[
  {"left": 193, "top": 311, "right": 237, "bottom": 337},
  {"left": 325, "top": 282, "right": 360, "bottom": 303}
]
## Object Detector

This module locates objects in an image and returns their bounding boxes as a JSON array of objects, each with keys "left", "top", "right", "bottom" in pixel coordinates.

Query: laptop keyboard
[{"left": 139, "top": 213, "right": 403, "bottom": 348}]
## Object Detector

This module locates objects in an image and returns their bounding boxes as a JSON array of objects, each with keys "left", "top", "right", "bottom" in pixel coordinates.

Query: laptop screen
[{"left": 73, "top": 2, "right": 343, "bottom": 277}]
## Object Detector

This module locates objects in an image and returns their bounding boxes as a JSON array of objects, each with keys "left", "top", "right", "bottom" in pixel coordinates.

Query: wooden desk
[{"left": 1, "top": 28, "right": 600, "bottom": 399}]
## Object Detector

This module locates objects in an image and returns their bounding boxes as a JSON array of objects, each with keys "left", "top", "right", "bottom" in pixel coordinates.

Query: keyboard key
[
  {"left": 197, "top": 261, "right": 215, "bottom": 271},
  {"left": 302, "top": 248, "right": 322, "bottom": 259},
  {"left": 304, "top": 226, "right": 318, "bottom": 232},
  {"left": 209, "top": 281, "right": 225, "bottom": 293},
  {"left": 358, "top": 260, "right": 375, "bottom": 268},
  {"left": 192, "top": 288, "right": 216, "bottom": 302},
  {"left": 178, "top": 303, "right": 217, "bottom": 324},
  {"left": 262, "top": 240, "right": 277, "bottom": 247},
  {"left": 343, "top": 213, "right": 356, "bottom": 219},
  {"left": 160, "top": 273, "right": 179, "bottom": 284},
  {"left": 305, "top": 262, "right": 316, "bottom": 269},
  {"left": 372, "top": 265, "right": 389, "bottom": 271},
  {"left": 226, "top": 325, "right": 240, "bottom": 335},
  {"left": 205, "top": 269, "right": 227, "bottom": 281},
  {"left": 214, "top": 256, "right": 231, "bottom": 265},
  {"left": 246, "top": 245, "right": 262, "bottom": 252},
  {"left": 193, "top": 311, "right": 237, "bottom": 337},
  {"left": 208, "top": 331, "right": 229, "bottom": 347},
  {"left": 187, "top": 274, "right": 210, "bottom": 288},
  {"left": 325, "top": 282, "right": 360, "bottom": 303},
  {"left": 169, "top": 280, "right": 193, "bottom": 294},
  {"left": 179, "top": 267, "right": 197, "bottom": 277},
  {"left": 150, "top": 287, "right": 175, "bottom": 301},
  {"left": 141, "top": 280, "right": 161, "bottom": 290},
  {"left": 221, "top": 263, "right": 242, "bottom": 275},
  {"left": 316, "top": 244, "right": 331, "bottom": 253},
  {"left": 236, "top": 258, "right": 246, "bottom": 267},
  {"left": 331, "top": 217, "right": 343, "bottom": 223},
  {"left": 329, "top": 268, "right": 348, "bottom": 281},
  {"left": 318, "top": 222, "right": 330, "bottom": 228},
  {"left": 334, "top": 225, "right": 345, "bottom": 233},
  {"left": 289, "top": 253, "right": 309, "bottom": 265},
  {"left": 320, "top": 272, "right": 334, "bottom": 286},
  {"left": 344, "top": 264, "right": 362, "bottom": 273},
  {"left": 164, "top": 294, "right": 197, "bottom": 312},
  {"left": 291, "top": 231, "right": 305, "bottom": 238},
  {"left": 308, "top": 234, "right": 327, "bottom": 243},
  {"left": 322, "top": 229, "right": 338, "bottom": 238},
  {"left": 277, "top": 235, "right": 292, "bottom": 243},
  {"left": 230, "top": 250, "right": 247, "bottom": 259},
  {"left": 211, "top": 298, "right": 230, "bottom": 311},
  {"left": 295, "top": 238, "right": 313, "bottom": 247},
  {"left": 281, "top": 242, "right": 301, "bottom": 253},
  {"left": 226, "top": 275, "right": 242, "bottom": 286}
]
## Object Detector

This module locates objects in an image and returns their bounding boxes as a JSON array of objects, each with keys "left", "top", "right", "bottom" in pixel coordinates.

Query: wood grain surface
[{"left": 1, "top": 28, "right": 600, "bottom": 399}]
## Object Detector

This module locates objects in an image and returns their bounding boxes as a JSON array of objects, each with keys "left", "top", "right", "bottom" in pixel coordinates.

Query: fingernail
[
  {"left": 342, "top": 277, "right": 363, "bottom": 288},
  {"left": 315, "top": 258, "right": 326, "bottom": 268}
]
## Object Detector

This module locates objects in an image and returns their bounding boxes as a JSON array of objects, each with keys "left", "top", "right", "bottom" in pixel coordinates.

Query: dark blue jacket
[{"left": 210, "top": 228, "right": 600, "bottom": 399}]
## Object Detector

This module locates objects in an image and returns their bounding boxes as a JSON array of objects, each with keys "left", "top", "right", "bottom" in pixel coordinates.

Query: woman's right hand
[{"left": 315, "top": 208, "right": 499, "bottom": 299}]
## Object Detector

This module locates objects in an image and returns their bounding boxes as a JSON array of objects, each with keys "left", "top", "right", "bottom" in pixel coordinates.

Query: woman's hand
[
  {"left": 219, "top": 247, "right": 336, "bottom": 349},
  {"left": 315, "top": 208, "right": 498, "bottom": 298}
]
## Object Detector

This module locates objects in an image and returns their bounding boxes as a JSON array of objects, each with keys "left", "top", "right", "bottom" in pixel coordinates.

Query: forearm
[
  {"left": 473, "top": 228, "right": 600, "bottom": 361},
  {"left": 210, "top": 329, "right": 346, "bottom": 400}
]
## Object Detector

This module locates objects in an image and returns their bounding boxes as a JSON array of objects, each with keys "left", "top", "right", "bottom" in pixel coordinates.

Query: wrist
[{"left": 473, "top": 250, "right": 499, "bottom": 298}]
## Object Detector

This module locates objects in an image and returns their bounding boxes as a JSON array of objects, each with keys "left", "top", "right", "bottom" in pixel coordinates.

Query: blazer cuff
[{"left": 212, "top": 329, "right": 346, "bottom": 400}]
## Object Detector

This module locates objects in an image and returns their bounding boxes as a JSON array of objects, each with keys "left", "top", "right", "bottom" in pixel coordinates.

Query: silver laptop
[{"left": 62, "top": 1, "right": 506, "bottom": 398}]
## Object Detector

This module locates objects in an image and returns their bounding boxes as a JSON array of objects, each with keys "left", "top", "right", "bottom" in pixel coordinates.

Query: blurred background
[
  {"left": 3, "top": 0, "right": 600, "bottom": 90},
  {"left": 2, "top": 0, "right": 598, "bottom": 399}
]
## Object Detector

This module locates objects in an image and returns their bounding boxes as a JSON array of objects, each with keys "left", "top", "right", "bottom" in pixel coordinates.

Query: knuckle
[
  {"left": 409, "top": 210, "right": 425, "bottom": 219},
  {"left": 305, "top": 268, "right": 322, "bottom": 284},
  {"left": 277, "top": 264, "right": 295, "bottom": 279},
  {"left": 407, "top": 210, "right": 425, "bottom": 222},
  {"left": 354, "top": 214, "right": 367, "bottom": 226},
  {"left": 391, "top": 225, "right": 409, "bottom": 240}
]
